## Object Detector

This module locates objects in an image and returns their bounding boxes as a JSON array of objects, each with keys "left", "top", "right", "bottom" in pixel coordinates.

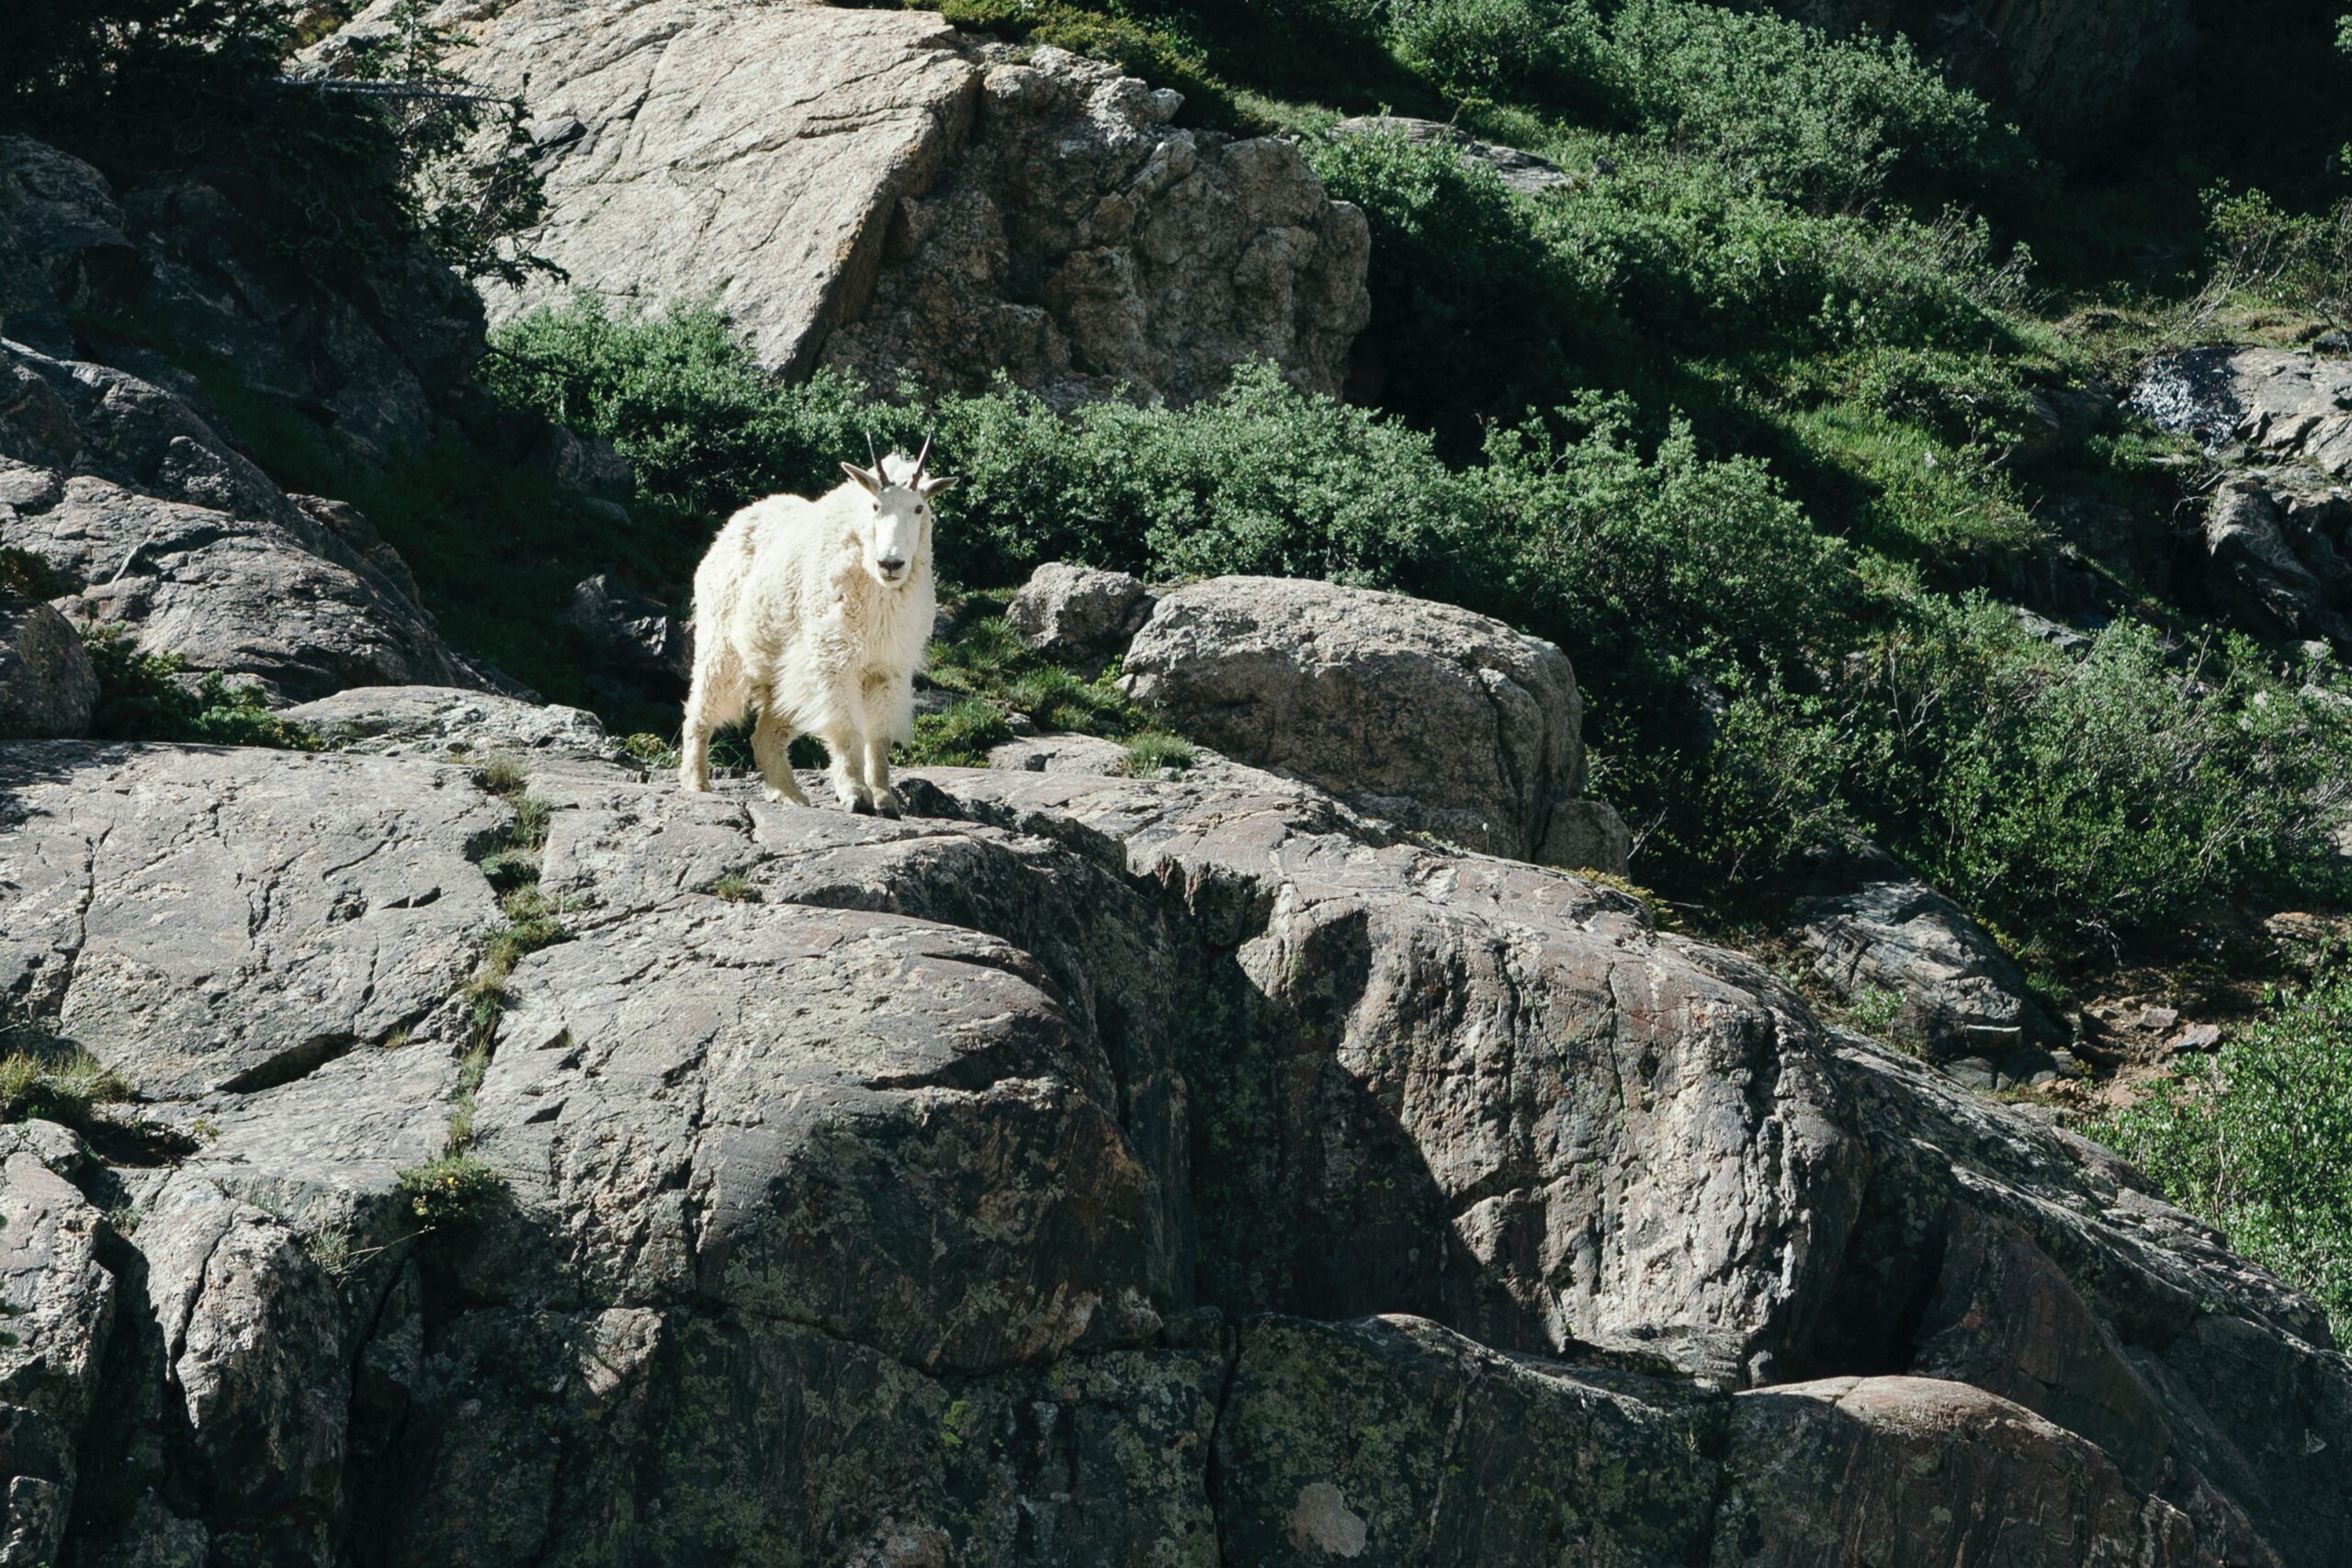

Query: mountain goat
[{"left": 678, "top": 437, "right": 956, "bottom": 815}]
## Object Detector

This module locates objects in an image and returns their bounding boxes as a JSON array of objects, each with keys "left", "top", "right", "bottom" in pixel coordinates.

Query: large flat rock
[
  {"left": 0, "top": 743, "right": 505, "bottom": 1097},
  {"left": 421, "top": 0, "right": 979, "bottom": 375},
  {"left": 2, "top": 739, "right": 2346, "bottom": 1562}
]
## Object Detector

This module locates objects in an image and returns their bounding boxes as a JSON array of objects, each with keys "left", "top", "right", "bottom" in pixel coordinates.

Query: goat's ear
[
  {"left": 917, "top": 474, "right": 960, "bottom": 499},
  {"left": 842, "top": 462, "right": 882, "bottom": 494}
]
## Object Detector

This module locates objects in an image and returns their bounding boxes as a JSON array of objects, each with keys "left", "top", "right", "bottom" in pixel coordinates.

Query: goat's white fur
[{"left": 678, "top": 451, "right": 952, "bottom": 815}]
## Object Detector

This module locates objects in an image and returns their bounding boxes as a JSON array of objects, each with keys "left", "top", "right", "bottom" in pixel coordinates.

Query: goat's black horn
[
  {"left": 865, "top": 431, "right": 883, "bottom": 479},
  {"left": 912, "top": 432, "right": 934, "bottom": 482}
]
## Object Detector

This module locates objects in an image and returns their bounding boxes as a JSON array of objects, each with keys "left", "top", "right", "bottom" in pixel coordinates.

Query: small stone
[{"left": 2169, "top": 1022, "right": 2223, "bottom": 1053}]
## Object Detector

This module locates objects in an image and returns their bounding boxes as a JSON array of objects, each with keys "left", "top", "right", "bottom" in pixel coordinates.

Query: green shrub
[
  {"left": 1472, "top": 395, "right": 1849, "bottom": 673},
  {"left": 2204, "top": 183, "right": 2352, "bottom": 334},
  {"left": 395, "top": 1153, "right": 503, "bottom": 1227},
  {"left": 1732, "top": 601, "right": 2352, "bottom": 958},
  {"left": 2096, "top": 968, "right": 2352, "bottom": 1339},
  {"left": 1390, "top": 0, "right": 1604, "bottom": 107},
  {"left": 84, "top": 629, "right": 321, "bottom": 750},
  {"left": 0, "top": 547, "right": 63, "bottom": 601},
  {"left": 487, "top": 297, "right": 890, "bottom": 516},
  {"left": 1594, "top": 0, "right": 2024, "bottom": 210}
]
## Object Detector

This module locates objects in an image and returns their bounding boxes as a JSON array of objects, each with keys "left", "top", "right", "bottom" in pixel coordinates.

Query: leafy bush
[
  {"left": 396, "top": 1153, "right": 503, "bottom": 1227},
  {"left": 487, "top": 295, "right": 887, "bottom": 519},
  {"left": 0, "top": 547, "right": 64, "bottom": 601},
  {"left": 1, "top": 0, "right": 549, "bottom": 283},
  {"left": 1725, "top": 602, "right": 2352, "bottom": 957},
  {"left": 1471, "top": 395, "right": 1849, "bottom": 673},
  {"left": 2202, "top": 183, "right": 2352, "bottom": 336},
  {"left": 84, "top": 629, "right": 321, "bottom": 750},
  {"left": 2097, "top": 968, "right": 2352, "bottom": 1339},
  {"left": 1390, "top": 0, "right": 1604, "bottom": 107},
  {"left": 1594, "top": 0, "right": 2024, "bottom": 210}
]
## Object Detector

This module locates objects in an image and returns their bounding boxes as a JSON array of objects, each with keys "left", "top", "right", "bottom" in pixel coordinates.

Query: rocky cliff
[
  {"left": 0, "top": 711, "right": 2346, "bottom": 1564},
  {"left": 323, "top": 0, "right": 1371, "bottom": 405}
]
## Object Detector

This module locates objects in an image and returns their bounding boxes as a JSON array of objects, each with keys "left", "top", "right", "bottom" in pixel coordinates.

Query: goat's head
[{"left": 842, "top": 433, "right": 956, "bottom": 589}]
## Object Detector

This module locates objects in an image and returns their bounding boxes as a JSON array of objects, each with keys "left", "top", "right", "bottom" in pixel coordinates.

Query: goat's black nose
[{"left": 879, "top": 557, "right": 907, "bottom": 573}]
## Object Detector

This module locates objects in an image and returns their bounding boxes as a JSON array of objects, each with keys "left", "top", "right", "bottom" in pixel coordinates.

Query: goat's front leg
[
  {"left": 861, "top": 733, "right": 900, "bottom": 818},
  {"left": 860, "top": 673, "right": 906, "bottom": 819},
  {"left": 821, "top": 694, "right": 874, "bottom": 813},
  {"left": 749, "top": 703, "right": 810, "bottom": 807}
]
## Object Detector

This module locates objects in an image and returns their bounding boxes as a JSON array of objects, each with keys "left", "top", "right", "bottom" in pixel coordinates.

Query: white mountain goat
[{"left": 678, "top": 437, "right": 956, "bottom": 815}]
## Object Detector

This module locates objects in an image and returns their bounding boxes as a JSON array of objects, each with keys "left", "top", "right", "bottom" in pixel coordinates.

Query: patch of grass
[
  {"left": 906, "top": 592, "right": 1156, "bottom": 762},
  {"left": 302, "top": 1216, "right": 355, "bottom": 1283},
  {"left": 0, "top": 1049, "right": 134, "bottom": 1129},
  {"left": 904, "top": 698, "right": 1017, "bottom": 768},
  {"left": 703, "top": 872, "right": 763, "bottom": 904},
  {"left": 1117, "top": 729, "right": 1195, "bottom": 776},
  {"left": 474, "top": 755, "right": 529, "bottom": 796},
  {"left": 82, "top": 628, "right": 321, "bottom": 750}
]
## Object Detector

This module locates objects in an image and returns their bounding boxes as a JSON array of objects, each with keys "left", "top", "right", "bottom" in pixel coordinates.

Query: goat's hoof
[
  {"left": 848, "top": 796, "right": 876, "bottom": 816},
  {"left": 871, "top": 788, "right": 903, "bottom": 819}
]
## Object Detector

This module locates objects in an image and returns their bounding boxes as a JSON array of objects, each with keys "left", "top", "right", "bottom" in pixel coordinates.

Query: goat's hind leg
[
  {"left": 679, "top": 649, "right": 741, "bottom": 794},
  {"left": 749, "top": 700, "right": 810, "bottom": 807}
]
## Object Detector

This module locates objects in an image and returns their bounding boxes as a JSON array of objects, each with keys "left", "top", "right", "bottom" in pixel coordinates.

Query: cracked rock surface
[
  {"left": 0, "top": 338, "right": 484, "bottom": 700},
  {"left": 0, "top": 738, "right": 2346, "bottom": 1563},
  {"left": 324, "top": 1, "right": 1370, "bottom": 404}
]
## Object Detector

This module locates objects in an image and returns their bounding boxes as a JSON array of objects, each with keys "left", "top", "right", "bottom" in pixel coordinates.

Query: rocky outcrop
[
  {"left": 1792, "top": 837, "right": 2065, "bottom": 1076},
  {"left": 1765, "top": 0, "right": 2194, "bottom": 145},
  {"left": 2199, "top": 473, "right": 2352, "bottom": 647},
  {"left": 2134, "top": 347, "right": 2352, "bottom": 650},
  {"left": 0, "top": 339, "right": 482, "bottom": 700},
  {"left": 564, "top": 573, "right": 691, "bottom": 683},
  {"left": 344, "top": 0, "right": 983, "bottom": 378},
  {"left": 1220, "top": 1318, "right": 2230, "bottom": 1568},
  {"left": 283, "top": 684, "right": 621, "bottom": 763},
  {"left": 824, "top": 46, "right": 1371, "bottom": 407},
  {"left": 0, "top": 134, "right": 481, "bottom": 460},
  {"left": 2, "top": 737, "right": 2346, "bottom": 1562},
  {"left": 0, "top": 601, "right": 96, "bottom": 739},
  {"left": 331, "top": 2, "right": 1371, "bottom": 403},
  {"left": 1118, "top": 574, "right": 1626, "bottom": 867},
  {"left": 1006, "top": 562, "right": 1152, "bottom": 660}
]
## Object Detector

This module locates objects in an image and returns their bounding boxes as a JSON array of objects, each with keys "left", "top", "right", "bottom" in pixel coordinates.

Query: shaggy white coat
[{"left": 678, "top": 453, "right": 944, "bottom": 814}]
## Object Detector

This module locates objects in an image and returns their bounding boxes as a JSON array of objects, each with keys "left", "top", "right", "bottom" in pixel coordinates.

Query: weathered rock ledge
[{"left": 0, "top": 729, "right": 2345, "bottom": 1564}]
